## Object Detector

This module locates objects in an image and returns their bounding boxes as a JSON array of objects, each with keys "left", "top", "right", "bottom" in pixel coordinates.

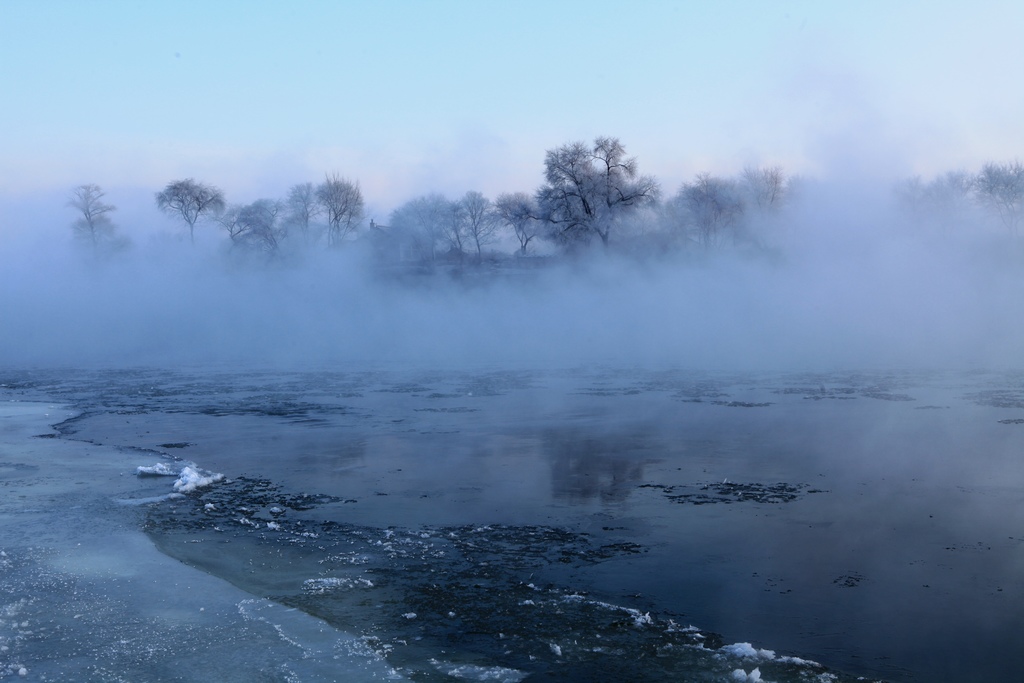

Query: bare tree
[
  {"left": 897, "top": 170, "right": 975, "bottom": 233},
  {"left": 974, "top": 160, "right": 1024, "bottom": 235},
  {"left": 68, "top": 184, "right": 117, "bottom": 248},
  {"left": 675, "top": 173, "right": 745, "bottom": 248},
  {"left": 536, "top": 136, "right": 659, "bottom": 247},
  {"left": 389, "top": 194, "right": 450, "bottom": 262},
  {"left": 219, "top": 199, "right": 285, "bottom": 254},
  {"left": 155, "top": 179, "right": 226, "bottom": 244},
  {"left": 929, "top": 171, "right": 975, "bottom": 233},
  {"left": 895, "top": 175, "right": 926, "bottom": 217},
  {"left": 429, "top": 193, "right": 499, "bottom": 262},
  {"left": 316, "top": 174, "right": 364, "bottom": 247},
  {"left": 460, "top": 191, "right": 498, "bottom": 260},
  {"left": 933, "top": 170, "right": 975, "bottom": 203},
  {"left": 741, "top": 165, "right": 787, "bottom": 211},
  {"left": 217, "top": 205, "right": 247, "bottom": 243},
  {"left": 438, "top": 197, "right": 467, "bottom": 260},
  {"left": 285, "top": 182, "right": 322, "bottom": 245},
  {"left": 494, "top": 192, "right": 541, "bottom": 255}
]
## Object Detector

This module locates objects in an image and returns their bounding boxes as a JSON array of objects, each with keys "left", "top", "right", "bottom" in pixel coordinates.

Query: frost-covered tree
[
  {"left": 217, "top": 206, "right": 245, "bottom": 244},
  {"left": 741, "top": 165, "right": 787, "bottom": 212},
  {"left": 436, "top": 196, "right": 467, "bottom": 260},
  {"left": 389, "top": 193, "right": 450, "bottom": 262},
  {"left": 974, "top": 161, "right": 1024, "bottom": 235},
  {"left": 494, "top": 192, "right": 541, "bottom": 255},
  {"left": 536, "top": 136, "right": 659, "bottom": 247},
  {"left": 219, "top": 199, "right": 285, "bottom": 254},
  {"left": 896, "top": 170, "right": 975, "bottom": 233},
  {"left": 895, "top": 176, "right": 927, "bottom": 215},
  {"left": 316, "top": 174, "right": 364, "bottom": 247},
  {"left": 675, "top": 173, "right": 745, "bottom": 248},
  {"left": 155, "top": 179, "right": 226, "bottom": 245},
  {"left": 68, "top": 184, "right": 117, "bottom": 248},
  {"left": 459, "top": 191, "right": 498, "bottom": 260},
  {"left": 285, "top": 182, "right": 322, "bottom": 245}
]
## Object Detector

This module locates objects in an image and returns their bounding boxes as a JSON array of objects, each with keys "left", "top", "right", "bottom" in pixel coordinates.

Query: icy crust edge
[
  {"left": 134, "top": 462, "right": 225, "bottom": 493},
  {"left": 140, "top": 475, "right": 883, "bottom": 683},
  {"left": 172, "top": 465, "right": 225, "bottom": 493},
  {"left": 135, "top": 462, "right": 177, "bottom": 477}
]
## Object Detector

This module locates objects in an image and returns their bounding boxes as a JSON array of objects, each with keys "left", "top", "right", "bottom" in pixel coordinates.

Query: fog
[
  {"left": 2, "top": 176, "right": 1023, "bottom": 374},
  {"left": 6, "top": 169, "right": 1024, "bottom": 683}
]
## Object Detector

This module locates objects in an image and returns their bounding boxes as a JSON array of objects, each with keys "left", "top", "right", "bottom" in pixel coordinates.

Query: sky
[{"left": 2, "top": 0, "right": 1023, "bottom": 222}]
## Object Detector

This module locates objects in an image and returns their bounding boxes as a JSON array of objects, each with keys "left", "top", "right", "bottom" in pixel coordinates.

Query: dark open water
[{"left": 3, "top": 366, "right": 1023, "bottom": 682}]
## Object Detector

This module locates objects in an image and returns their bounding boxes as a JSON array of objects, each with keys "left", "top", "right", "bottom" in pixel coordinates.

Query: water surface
[{"left": 3, "top": 366, "right": 1023, "bottom": 681}]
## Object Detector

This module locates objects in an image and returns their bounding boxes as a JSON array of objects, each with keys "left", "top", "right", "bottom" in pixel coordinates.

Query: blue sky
[{"left": 2, "top": 0, "right": 1022, "bottom": 216}]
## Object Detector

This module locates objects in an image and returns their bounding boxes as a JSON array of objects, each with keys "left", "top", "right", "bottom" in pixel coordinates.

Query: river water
[{"left": 2, "top": 366, "right": 1023, "bottom": 682}]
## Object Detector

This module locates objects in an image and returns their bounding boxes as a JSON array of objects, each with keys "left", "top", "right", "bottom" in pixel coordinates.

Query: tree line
[
  {"left": 895, "top": 161, "right": 1024, "bottom": 236},
  {"left": 67, "top": 138, "right": 1024, "bottom": 262}
]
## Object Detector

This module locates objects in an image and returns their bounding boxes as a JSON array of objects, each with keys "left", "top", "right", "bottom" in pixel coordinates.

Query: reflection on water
[{"left": 544, "top": 429, "right": 653, "bottom": 504}]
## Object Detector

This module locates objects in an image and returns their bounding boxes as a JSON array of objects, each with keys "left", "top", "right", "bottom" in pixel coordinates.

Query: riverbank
[{"left": 0, "top": 401, "right": 401, "bottom": 682}]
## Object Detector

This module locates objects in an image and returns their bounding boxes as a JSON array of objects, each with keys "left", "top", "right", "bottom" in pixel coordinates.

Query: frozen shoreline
[
  {"left": 0, "top": 401, "right": 404, "bottom": 682},
  {"left": 0, "top": 399, "right": 863, "bottom": 683}
]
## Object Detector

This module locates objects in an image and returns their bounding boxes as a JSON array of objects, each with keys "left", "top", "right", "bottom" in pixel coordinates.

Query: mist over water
[
  {"left": 4, "top": 170, "right": 1024, "bottom": 682},
  {"left": 2, "top": 177, "right": 1022, "bottom": 373}
]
